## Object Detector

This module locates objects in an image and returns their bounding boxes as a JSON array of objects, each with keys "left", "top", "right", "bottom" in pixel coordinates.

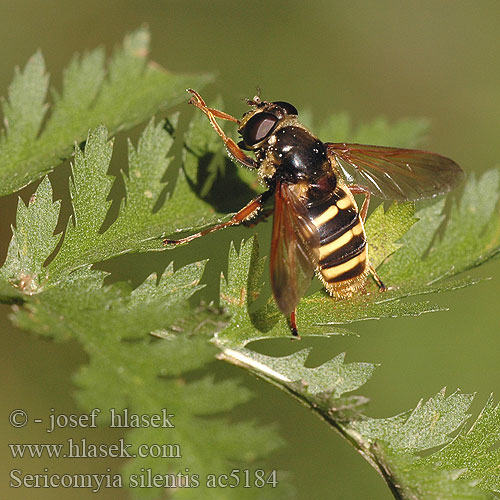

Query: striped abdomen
[{"left": 308, "top": 184, "right": 368, "bottom": 297}]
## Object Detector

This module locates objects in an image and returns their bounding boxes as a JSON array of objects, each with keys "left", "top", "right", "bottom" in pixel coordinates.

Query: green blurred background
[{"left": 1, "top": 1, "right": 499, "bottom": 499}]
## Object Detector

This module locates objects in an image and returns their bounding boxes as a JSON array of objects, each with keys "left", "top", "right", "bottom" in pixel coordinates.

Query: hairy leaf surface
[{"left": 0, "top": 28, "right": 211, "bottom": 196}]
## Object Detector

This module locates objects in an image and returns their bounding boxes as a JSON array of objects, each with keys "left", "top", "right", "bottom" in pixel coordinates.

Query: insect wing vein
[{"left": 326, "top": 143, "right": 465, "bottom": 201}]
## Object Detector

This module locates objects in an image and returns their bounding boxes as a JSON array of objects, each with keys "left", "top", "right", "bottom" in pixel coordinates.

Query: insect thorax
[{"left": 256, "top": 123, "right": 330, "bottom": 187}]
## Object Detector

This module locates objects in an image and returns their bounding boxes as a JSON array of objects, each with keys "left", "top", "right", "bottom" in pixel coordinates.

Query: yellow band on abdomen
[
  {"left": 318, "top": 221, "right": 364, "bottom": 260},
  {"left": 321, "top": 251, "right": 367, "bottom": 281},
  {"left": 313, "top": 205, "right": 339, "bottom": 226}
]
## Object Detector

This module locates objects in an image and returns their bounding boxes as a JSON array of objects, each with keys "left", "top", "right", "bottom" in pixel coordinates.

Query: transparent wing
[
  {"left": 326, "top": 142, "right": 465, "bottom": 201},
  {"left": 270, "top": 182, "right": 320, "bottom": 316}
]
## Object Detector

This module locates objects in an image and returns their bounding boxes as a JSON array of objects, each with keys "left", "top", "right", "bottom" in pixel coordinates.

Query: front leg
[
  {"left": 188, "top": 89, "right": 258, "bottom": 169},
  {"left": 163, "top": 191, "right": 273, "bottom": 246}
]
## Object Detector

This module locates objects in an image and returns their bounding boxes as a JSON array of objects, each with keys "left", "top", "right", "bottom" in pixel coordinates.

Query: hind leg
[{"left": 367, "top": 263, "right": 387, "bottom": 292}]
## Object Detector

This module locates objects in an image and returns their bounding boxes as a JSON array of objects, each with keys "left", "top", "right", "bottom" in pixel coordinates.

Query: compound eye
[
  {"left": 242, "top": 112, "right": 279, "bottom": 146},
  {"left": 273, "top": 101, "right": 298, "bottom": 115}
]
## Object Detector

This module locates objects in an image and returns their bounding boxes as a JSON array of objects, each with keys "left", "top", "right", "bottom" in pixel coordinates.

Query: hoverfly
[{"left": 164, "top": 89, "right": 464, "bottom": 337}]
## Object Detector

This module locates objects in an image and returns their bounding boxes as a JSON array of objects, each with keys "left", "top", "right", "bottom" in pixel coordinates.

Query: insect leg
[
  {"left": 348, "top": 184, "right": 371, "bottom": 222},
  {"left": 187, "top": 89, "right": 257, "bottom": 169},
  {"left": 242, "top": 207, "right": 273, "bottom": 228},
  {"left": 187, "top": 89, "right": 239, "bottom": 122},
  {"left": 163, "top": 191, "right": 271, "bottom": 245},
  {"left": 287, "top": 309, "right": 301, "bottom": 339},
  {"left": 204, "top": 108, "right": 240, "bottom": 123},
  {"left": 349, "top": 185, "right": 387, "bottom": 291},
  {"left": 368, "top": 263, "right": 387, "bottom": 292}
]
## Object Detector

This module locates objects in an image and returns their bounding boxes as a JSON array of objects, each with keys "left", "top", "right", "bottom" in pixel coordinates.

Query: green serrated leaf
[
  {"left": 13, "top": 263, "right": 285, "bottom": 500},
  {"left": 46, "top": 126, "right": 113, "bottom": 280},
  {"left": 217, "top": 238, "right": 310, "bottom": 346},
  {"left": 298, "top": 290, "right": 446, "bottom": 327},
  {"left": 221, "top": 347, "right": 376, "bottom": 398},
  {"left": 0, "top": 114, "right": 233, "bottom": 291},
  {"left": 365, "top": 395, "right": 500, "bottom": 499},
  {"left": 0, "top": 176, "right": 61, "bottom": 292},
  {"left": 364, "top": 201, "right": 418, "bottom": 268},
  {"left": 109, "top": 113, "right": 226, "bottom": 253},
  {"left": 420, "top": 396, "right": 500, "bottom": 492},
  {"left": 0, "top": 27, "right": 212, "bottom": 196},
  {"left": 221, "top": 344, "right": 500, "bottom": 499},
  {"left": 379, "top": 444, "right": 492, "bottom": 500},
  {"left": 385, "top": 169, "right": 500, "bottom": 285},
  {"left": 353, "top": 388, "right": 475, "bottom": 453},
  {"left": 217, "top": 238, "right": 265, "bottom": 345},
  {"left": 1, "top": 52, "right": 49, "bottom": 149},
  {"left": 130, "top": 260, "right": 206, "bottom": 312}
]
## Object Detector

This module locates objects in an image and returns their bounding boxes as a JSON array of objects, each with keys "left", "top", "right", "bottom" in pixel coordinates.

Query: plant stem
[{"left": 217, "top": 346, "right": 409, "bottom": 500}]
